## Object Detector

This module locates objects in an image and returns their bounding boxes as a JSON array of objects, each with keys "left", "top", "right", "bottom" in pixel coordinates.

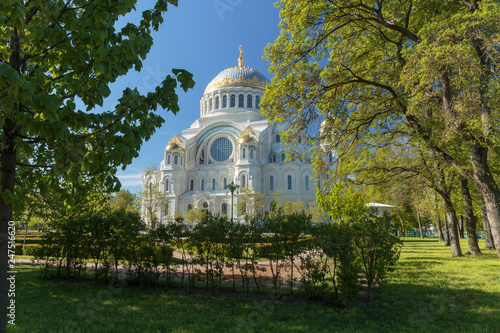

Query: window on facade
[
  {"left": 250, "top": 149, "right": 254, "bottom": 159},
  {"left": 276, "top": 135, "right": 281, "bottom": 143},
  {"left": 188, "top": 204, "right": 192, "bottom": 211},
  {"left": 329, "top": 153, "right": 333, "bottom": 164},
  {"left": 201, "top": 179, "right": 205, "bottom": 191},
  {"left": 238, "top": 94, "right": 244, "bottom": 107},
  {"left": 190, "top": 179, "right": 194, "bottom": 191},
  {"left": 305, "top": 176, "right": 309, "bottom": 191},
  {"left": 174, "top": 155, "right": 178, "bottom": 164},
  {"left": 223, "top": 95, "right": 227, "bottom": 108},
  {"left": 205, "top": 101, "right": 208, "bottom": 113},
  {"left": 164, "top": 204, "right": 168, "bottom": 215},
  {"left": 242, "top": 148, "right": 246, "bottom": 159},
  {"left": 222, "top": 203, "right": 227, "bottom": 215},
  {"left": 230, "top": 94, "right": 235, "bottom": 107},
  {"left": 215, "top": 96, "right": 220, "bottom": 109},
  {"left": 212, "top": 178, "right": 216, "bottom": 190},
  {"left": 210, "top": 137, "right": 233, "bottom": 162},
  {"left": 241, "top": 175, "right": 246, "bottom": 188},
  {"left": 281, "top": 153, "right": 286, "bottom": 162},
  {"left": 167, "top": 155, "right": 170, "bottom": 164},
  {"left": 287, "top": 175, "right": 292, "bottom": 190},
  {"left": 255, "top": 96, "right": 260, "bottom": 109},
  {"left": 247, "top": 95, "right": 252, "bottom": 108},
  {"left": 270, "top": 176, "right": 274, "bottom": 191},
  {"left": 272, "top": 154, "right": 276, "bottom": 163},
  {"left": 209, "top": 98, "right": 213, "bottom": 111},
  {"left": 223, "top": 178, "right": 227, "bottom": 188},
  {"left": 165, "top": 179, "right": 169, "bottom": 192}
]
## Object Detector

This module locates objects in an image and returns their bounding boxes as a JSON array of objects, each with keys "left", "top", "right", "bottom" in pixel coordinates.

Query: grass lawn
[{"left": 8, "top": 237, "right": 500, "bottom": 332}]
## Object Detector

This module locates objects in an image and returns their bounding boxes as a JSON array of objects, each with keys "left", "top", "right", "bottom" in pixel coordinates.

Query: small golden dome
[
  {"left": 165, "top": 134, "right": 184, "bottom": 151},
  {"left": 238, "top": 126, "right": 258, "bottom": 144},
  {"left": 320, "top": 117, "right": 335, "bottom": 128}
]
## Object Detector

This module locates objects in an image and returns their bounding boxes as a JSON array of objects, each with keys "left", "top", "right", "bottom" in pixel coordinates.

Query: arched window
[
  {"left": 281, "top": 153, "right": 286, "bottom": 162},
  {"left": 250, "top": 149, "right": 254, "bottom": 159},
  {"left": 329, "top": 153, "right": 333, "bottom": 164},
  {"left": 167, "top": 155, "right": 170, "bottom": 164},
  {"left": 287, "top": 175, "right": 292, "bottom": 190},
  {"left": 242, "top": 148, "right": 246, "bottom": 159},
  {"left": 164, "top": 204, "right": 169, "bottom": 215},
  {"left": 212, "top": 178, "right": 216, "bottom": 190},
  {"left": 241, "top": 175, "right": 246, "bottom": 188},
  {"left": 270, "top": 176, "right": 274, "bottom": 191},
  {"left": 222, "top": 203, "right": 228, "bottom": 215},
  {"left": 215, "top": 96, "right": 220, "bottom": 109},
  {"left": 230, "top": 94, "right": 236, "bottom": 107},
  {"left": 255, "top": 96, "right": 260, "bottom": 109},
  {"left": 305, "top": 176, "right": 309, "bottom": 191},
  {"left": 203, "top": 202, "right": 208, "bottom": 210},
  {"left": 201, "top": 179, "right": 205, "bottom": 191},
  {"left": 247, "top": 95, "right": 252, "bottom": 108},
  {"left": 223, "top": 178, "right": 227, "bottom": 188},
  {"left": 209, "top": 98, "right": 213, "bottom": 111},
  {"left": 276, "top": 135, "right": 281, "bottom": 143},
  {"left": 174, "top": 155, "right": 178, "bottom": 164},
  {"left": 272, "top": 154, "right": 276, "bottom": 163},
  {"left": 223, "top": 95, "right": 227, "bottom": 108},
  {"left": 205, "top": 101, "right": 208, "bottom": 113},
  {"left": 165, "top": 179, "right": 169, "bottom": 192},
  {"left": 190, "top": 179, "right": 194, "bottom": 191},
  {"left": 188, "top": 204, "right": 193, "bottom": 211},
  {"left": 238, "top": 94, "right": 244, "bottom": 107}
]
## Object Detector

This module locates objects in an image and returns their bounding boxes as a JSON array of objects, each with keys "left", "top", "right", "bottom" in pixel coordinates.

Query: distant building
[{"left": 143, "top": 48, "right": 316, "bottom": 222}]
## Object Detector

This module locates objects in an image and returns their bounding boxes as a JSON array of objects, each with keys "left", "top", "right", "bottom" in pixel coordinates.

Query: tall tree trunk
[
  {"left": 458, "top": 216, "right": 465, "bottom": 239},
  {"left": 481, "top": 205, "right": 496, "bottom": 250},
  {"left": 1, "top": 29, "right": 20, "bottom": 331},
  {"left": 460, "top": 178, "right": 481, "bottom": 255},
  {"left": 442, "top": 196, "right": 463, "bottom": 257},
  {"left": 443, "top": 200, "right": 450, "bottom": 246},
  {"left": 433, "top": 194, "right": 445, "bottom": 242},
  {"left": 468, "top": 144, "right": 500, "bottom": 259},
  {"left": 416, "top": 210, "right": 424, "bottom": 239}
]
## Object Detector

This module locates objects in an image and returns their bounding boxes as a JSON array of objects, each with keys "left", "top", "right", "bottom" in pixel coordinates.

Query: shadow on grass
[{"left": 10, "top": 263, "right": 500, "bottom": 333}]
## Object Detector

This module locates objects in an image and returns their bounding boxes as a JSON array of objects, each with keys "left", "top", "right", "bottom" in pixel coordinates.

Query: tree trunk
[
  {"left": 468, "top": 144, "right": 500, "bottom": 259},
  {"left": 481, "top": 205, "right": 496, "bottom": 250},
  {"left": 1, "top": 117, "right": 18, "bottom": 332},
  {"left": 443, "top": 200, "right": 450, "bottom": 246},
  {"left": 416, "top": 211, "right": 424, "bottom": 239},
  {"left": 442, "top": 196, "right": 463, "bottom": 257},
  {"left": 459, "top": 216, "right": 465, "bottom": 239},
  {"left": 434, "top": 194, "right": 445, "bottom": 242},
  {"left": 460, "top": 178, "right": 481, "bottom": 255}
]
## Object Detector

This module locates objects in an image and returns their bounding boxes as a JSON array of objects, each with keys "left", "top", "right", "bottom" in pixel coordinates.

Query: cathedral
[{"left": 143, "top": 48, "right": 317, "bottom": 222}]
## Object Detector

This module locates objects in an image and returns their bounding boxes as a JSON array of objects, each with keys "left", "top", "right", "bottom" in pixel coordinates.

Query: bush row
[{"left": 34, "top": 207, "right": 401, "bottom": 304}]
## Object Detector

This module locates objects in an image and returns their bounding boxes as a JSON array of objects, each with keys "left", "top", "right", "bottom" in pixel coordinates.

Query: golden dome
[
  {"left": 204, "top": 47, "right": 269, "bottom": 95},
  {"left": 165, "top": 134, "right": 184, "bottom": 151},
  {"left": 238, "top": 126, "right": 258, "bottom": 144},
  {"left": 320, "top": 117, "right": 335, "bottom": 128}
]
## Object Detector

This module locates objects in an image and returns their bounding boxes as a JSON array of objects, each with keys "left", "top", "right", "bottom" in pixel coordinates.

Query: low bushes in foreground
[{"left": 34, "top": 207, "right": 401, "bottom": 305}]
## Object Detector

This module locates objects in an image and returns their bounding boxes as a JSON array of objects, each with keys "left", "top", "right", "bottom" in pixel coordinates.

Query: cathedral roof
[
  {"left": 238, "top": 126, "right": 258, "bottom": 144},
  {"left": 204, "top": 46, "right": 269, "bottom": 95},
  {"left": 165, "top": 134, "right": 185, "bottom": 151}
]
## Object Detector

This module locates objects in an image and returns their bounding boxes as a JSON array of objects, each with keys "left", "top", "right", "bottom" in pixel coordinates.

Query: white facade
[{"left": 144, "top": 52, "right": 317, "bottom": 222}]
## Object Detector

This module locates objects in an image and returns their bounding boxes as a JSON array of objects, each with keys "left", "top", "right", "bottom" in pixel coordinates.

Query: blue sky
[{"left": 110, "top": 0, "right": 281, "bottom": 193}]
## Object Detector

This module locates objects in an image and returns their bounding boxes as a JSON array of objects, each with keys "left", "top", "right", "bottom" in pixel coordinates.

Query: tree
[
  {"left": 110, "top": 189, "right": 139, "bottom": 213},
  {"left": 141, "top": 164, "right": 169, "bottom": 228},
  {"left": 0, "top": 1, "right": 194, "bottom": 329},
  {"left": 235, "top": 187, "right": 267, "bottom": 219},
  {"left": 263, "top": 0, "right": 500, "bottom": 260}
]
